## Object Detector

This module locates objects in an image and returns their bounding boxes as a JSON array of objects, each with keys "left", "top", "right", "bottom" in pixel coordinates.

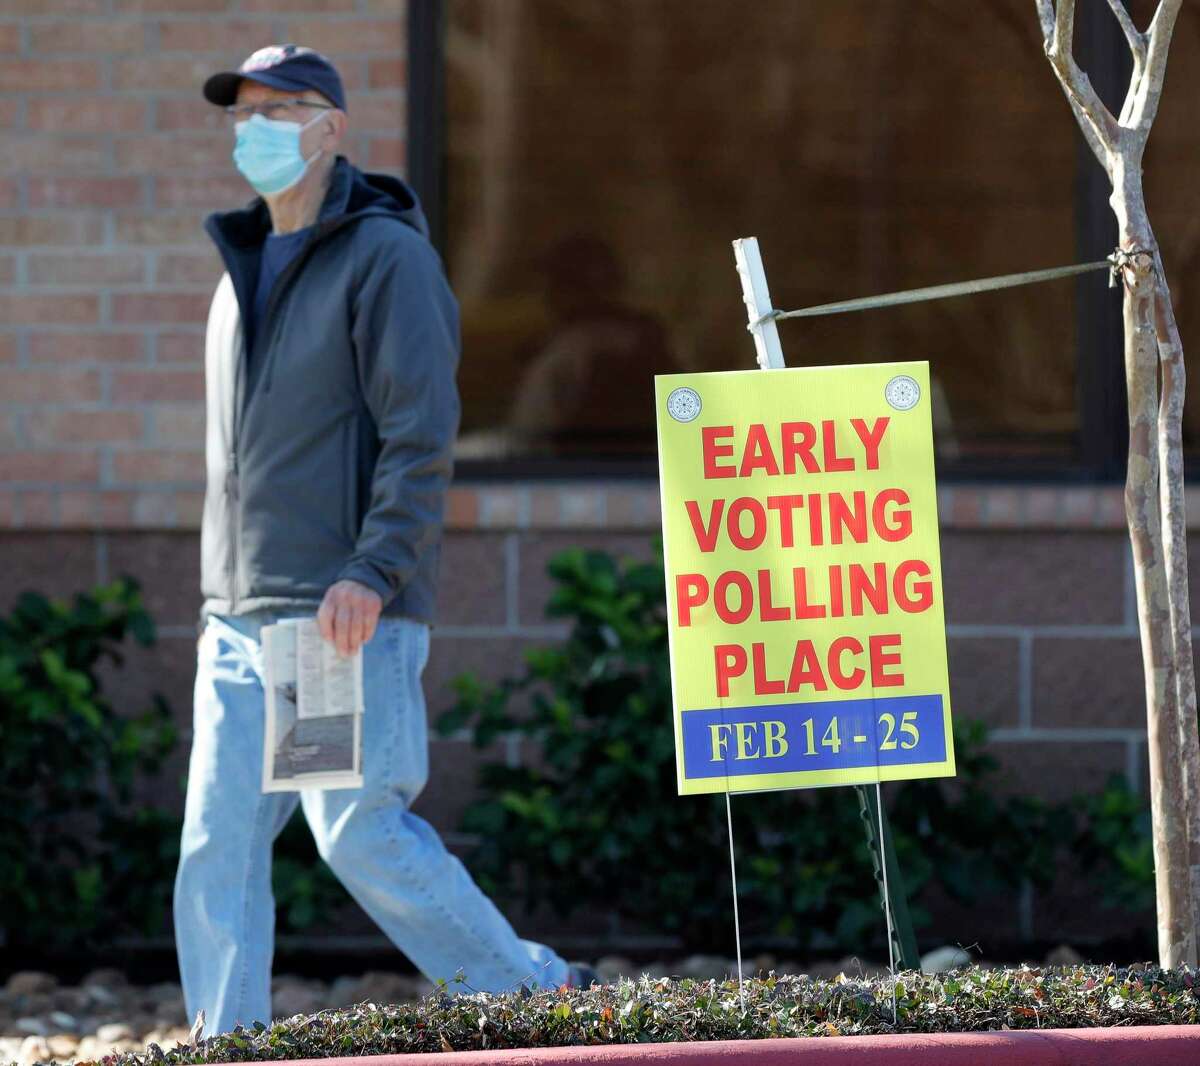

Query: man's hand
[{"left": 318, "top": 579, "right": 383, "bottom": 657}]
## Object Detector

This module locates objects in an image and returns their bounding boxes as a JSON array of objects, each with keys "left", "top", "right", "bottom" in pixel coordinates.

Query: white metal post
[
  {"left": 725, "top": 792, "right": 745, "bottom": 1011},
  {"left": 724, "top": 235, "right": 778, "bottom": 1012},
  {"left": 732, "top": 237, "right": 786, "bottom": 370}
]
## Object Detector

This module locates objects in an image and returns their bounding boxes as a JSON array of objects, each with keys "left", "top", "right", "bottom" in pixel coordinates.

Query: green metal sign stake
[{"left": 857, "top": 782, "right": 919, "bottom": 970}]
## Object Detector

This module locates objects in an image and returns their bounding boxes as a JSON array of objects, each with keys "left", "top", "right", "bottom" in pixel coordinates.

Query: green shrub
[
  {"left": 0, "top": 579, "right": 178, "bottom": 951},
  {"left": 87, "top": 965, "right": 1200, "bottom": 1064},
  {"left": 0, "top": 578, "right": 356, "bottom": 949},
  {"left": 439, "top": 545, "right": 1073, "bottom": 952},
  {"left": 0, "top": 574, "right": 422, "bottom": 953},
  {"left": 1074, "top": 775, "right": 1155, "bottom": 913}
]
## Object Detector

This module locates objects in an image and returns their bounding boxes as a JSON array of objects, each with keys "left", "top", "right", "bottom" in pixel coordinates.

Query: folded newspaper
[{"left": 262, "top": 618, "right": 364, "bottom": 792}]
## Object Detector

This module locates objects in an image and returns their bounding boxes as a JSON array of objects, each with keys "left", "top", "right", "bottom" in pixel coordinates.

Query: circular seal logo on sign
[
  {"left": 666, "top": 386, "right": 702, "bottom": 423},
  {"left": 884, "top": 375, "right": 921, "bottom": 411}
]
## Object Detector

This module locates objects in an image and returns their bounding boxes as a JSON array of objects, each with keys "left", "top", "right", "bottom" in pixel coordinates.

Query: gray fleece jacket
[{"left": 198, "top": 156, "right": 460, "bottom": 628}]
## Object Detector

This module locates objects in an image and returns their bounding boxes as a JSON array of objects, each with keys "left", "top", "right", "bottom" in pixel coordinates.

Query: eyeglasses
[{"left": 224, "top": 99, "right": 333, "bottom": 122}]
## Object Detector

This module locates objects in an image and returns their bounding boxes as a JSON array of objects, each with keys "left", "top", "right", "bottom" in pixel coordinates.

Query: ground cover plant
[{"left": 55, "top": 965, "right": 1199, "bottom": 1064}]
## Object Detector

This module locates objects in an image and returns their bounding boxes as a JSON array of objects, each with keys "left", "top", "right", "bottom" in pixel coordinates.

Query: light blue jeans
[{"left": 174, "top": 608, "right": 568, "bottom": 1035}]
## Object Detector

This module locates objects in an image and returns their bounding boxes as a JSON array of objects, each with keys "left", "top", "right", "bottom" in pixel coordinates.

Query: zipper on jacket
[
  {"left": 228, "top": 324, "right": 246, "bottom": 615},
  {"left": 226, "top": 451, "right": 240, "bottom": 613},
  {"left": 341, "top": 415, "right": 354, "bottom": 539}
]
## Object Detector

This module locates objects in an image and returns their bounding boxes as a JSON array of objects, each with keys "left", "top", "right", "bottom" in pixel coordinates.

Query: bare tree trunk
[
  {"left": 1117, "top": 230, "right": 1190, "bottom": 966},
  {"left": 1153, "top": 273, "right": 1200, "bottom": 929},
  {"left": 1036, "top": 0, "right": 1198, "bottom": 968}
]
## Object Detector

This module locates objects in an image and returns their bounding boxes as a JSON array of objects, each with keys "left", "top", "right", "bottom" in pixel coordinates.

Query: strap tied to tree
[
  {"left": 749, "top": 248, "right": 1155, "bottom": 331},
  {"left": 1106, "top": 246, "right": 1157, "bottom": 287}
]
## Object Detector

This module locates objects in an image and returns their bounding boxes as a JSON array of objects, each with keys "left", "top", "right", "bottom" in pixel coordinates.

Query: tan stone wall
[{"left": 0, "top": 484, "right": 1178, "bottom": 946}]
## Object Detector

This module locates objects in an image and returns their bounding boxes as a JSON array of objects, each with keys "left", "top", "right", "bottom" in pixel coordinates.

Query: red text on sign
[
  {"left": 714, "top": 634, "right": 906, "bottom": 697},
  {"left": 685, "top": 489, "right": 912, "bottom": 553},
  {"left": 675, "top": 560, "right": 933, "bottom": 626},
  {"left": 702, "top": 418, "right": 890, "bottom": 479}
]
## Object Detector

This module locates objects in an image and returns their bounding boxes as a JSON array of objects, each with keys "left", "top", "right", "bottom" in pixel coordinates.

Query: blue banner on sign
[{"left": 681, "top": 694, "right": 946, "bottom": 779}]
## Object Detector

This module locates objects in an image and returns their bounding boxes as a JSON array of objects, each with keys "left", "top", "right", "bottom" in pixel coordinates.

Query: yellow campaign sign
[{"left": 655, "top": 361, "right": 954, "bottom": 796}]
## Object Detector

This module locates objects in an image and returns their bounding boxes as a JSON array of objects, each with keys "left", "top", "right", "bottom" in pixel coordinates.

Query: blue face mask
[{"left": 233, "top": 111, "right": 325, "bottom": 196}]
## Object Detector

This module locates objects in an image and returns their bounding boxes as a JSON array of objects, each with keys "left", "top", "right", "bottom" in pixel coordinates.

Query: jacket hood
[{"left": 204, "top": 156, "right": 429, "bottom": 251}]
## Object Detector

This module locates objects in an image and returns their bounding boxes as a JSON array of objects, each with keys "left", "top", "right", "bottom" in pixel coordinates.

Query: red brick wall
[{"left": 1, "top": 0, "right": 405, "bottom": 529}]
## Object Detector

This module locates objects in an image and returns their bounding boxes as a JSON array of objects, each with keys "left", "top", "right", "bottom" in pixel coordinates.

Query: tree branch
[
  {"left": 1106, "top": 0, "right": 1148, "bottom": 125},
  {"left": 1128, "top": 0, "right": 1183, "bottom": 143},
  {"left": 1064, "top": 95, "right": 1113, "bottom": 176},
  {"left": 1054, "top": 0, "right": 1075, "bottom": 52},
  {"left": 1036, "top": 0, "right": 1056, "bottom": 46},
  {"left": 1037, "top": 0, "right": 1120, "bottom": 159},
  {"left": 1146, "top": 0, "right": 1185, "bottom": 79},
  {"left": 1107, "top": 0, "right": 1147, "bottom": 68}
]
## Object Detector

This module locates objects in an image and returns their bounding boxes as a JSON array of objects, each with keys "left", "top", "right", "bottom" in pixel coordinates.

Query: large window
[{"left": 411, "top": 1, "right": 1200, "bottom": 477}]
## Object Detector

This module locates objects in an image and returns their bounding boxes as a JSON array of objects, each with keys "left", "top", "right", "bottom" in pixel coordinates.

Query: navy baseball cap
[{"left": 203, "top": 44, "right": 346, "bottom": 111}]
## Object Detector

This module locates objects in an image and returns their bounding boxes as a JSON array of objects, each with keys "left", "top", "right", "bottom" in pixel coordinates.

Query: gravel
[{"left": 0, "top": 967, "right": 433, "bottom": 1065}]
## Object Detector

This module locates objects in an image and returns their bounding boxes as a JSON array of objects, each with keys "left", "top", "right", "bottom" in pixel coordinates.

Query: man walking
[{"left": 174, "top": 45, "right": 578, "bottom": 1037}]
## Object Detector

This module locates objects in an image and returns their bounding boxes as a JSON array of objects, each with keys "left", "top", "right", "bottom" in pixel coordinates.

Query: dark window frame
[
  {"left": 408, "top": 0, "right": 1132, "bottom": 484},
  {"left": 1074, "top": 3, "right": 1129, "bottom": 483}
]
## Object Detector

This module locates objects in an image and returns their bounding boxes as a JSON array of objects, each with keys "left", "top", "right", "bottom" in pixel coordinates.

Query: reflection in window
[
  {"left": 446, "top": 1, "right": 1085, "bottom": 465},
  {"left": 505, "top": 235, "right": 679, "bottom": 456}
]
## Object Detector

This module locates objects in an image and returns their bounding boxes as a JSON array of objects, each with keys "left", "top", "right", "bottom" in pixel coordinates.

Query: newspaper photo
[{"left": 262, "top": 618, "right": 364, "bottom": 792}]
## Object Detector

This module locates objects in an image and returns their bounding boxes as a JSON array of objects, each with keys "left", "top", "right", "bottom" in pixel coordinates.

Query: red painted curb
[{"left": 239, "top": 1025, "right": 1200, "bottom": 1066}]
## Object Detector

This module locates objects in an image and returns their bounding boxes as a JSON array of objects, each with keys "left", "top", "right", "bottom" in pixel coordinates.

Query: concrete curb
[{"left": 238, "top": 1025, "right": 1200, "bottom": 1065}]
